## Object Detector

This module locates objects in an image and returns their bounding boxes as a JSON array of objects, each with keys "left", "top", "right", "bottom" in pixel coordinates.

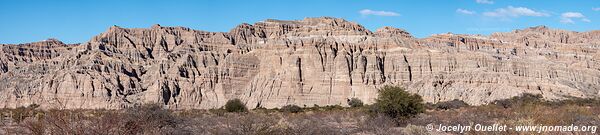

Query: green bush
[
  {"left": 280, "top": 105, "right": 303, "bottom": 113},
  {"left": 371, "top": 86, "right": 424, "bottom": 119},
  {"left": 348, "top": 98, "right": 364, "bottom": 108},
  {"left": 225, "top": 99, "right": 248, "bottom": 113}
]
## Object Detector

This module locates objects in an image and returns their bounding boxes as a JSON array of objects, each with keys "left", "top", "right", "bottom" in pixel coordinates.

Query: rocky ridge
[{"left": 1, "top": 17, "right": 599, "bottom": 109}]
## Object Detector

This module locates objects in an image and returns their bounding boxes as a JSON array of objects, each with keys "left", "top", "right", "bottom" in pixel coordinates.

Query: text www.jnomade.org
[{"left": 427, "top": 123, "right": 597, "bottom": 134}]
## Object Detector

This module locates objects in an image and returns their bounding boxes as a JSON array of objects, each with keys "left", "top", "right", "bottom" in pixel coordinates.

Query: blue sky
[{"left": 0, "top": 0, "right": 598, "bottom": 44}]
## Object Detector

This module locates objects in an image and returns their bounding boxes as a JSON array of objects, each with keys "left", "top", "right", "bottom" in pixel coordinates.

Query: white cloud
[
  {"left": 593, "top": 7, "right": 600, "bottom": 11},
  {"left": 560, "top": 18, "right": 575, "bottom": 24},
  {"left": 582, "top": 18, "right": 591, "bottom": 22},
  {"left": 482, "top": 6, "right": 550, "bottom": 18},
  {"left": 561, "top": 12, "right": 584, "bottom": 18},
  {"left": 560, "top": 12, "right": 590, "bottom": 24},
  {"left": 359, "top": 9, "right": 400, "bottom": 17},
  {"left": 456, "top": 8, "right": 476, "bottom": 15},
  {"left": 476, "top": 0, "right": 494, "bottom": 4}
]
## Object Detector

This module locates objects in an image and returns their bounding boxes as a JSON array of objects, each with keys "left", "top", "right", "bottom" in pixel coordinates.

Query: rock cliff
[{"left": 1, "top": 17, "right": 599, "bottom": 109}]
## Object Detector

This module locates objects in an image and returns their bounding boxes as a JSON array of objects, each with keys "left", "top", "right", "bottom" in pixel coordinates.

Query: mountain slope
[{"left": 1, "top": 17, "right": 599, "bottom": 109}]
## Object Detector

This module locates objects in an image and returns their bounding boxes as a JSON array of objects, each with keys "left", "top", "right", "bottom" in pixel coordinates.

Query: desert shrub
[
  {"left": 122, "top": 103, "right": 183, "bottom": 134},
  {"left": 10, "top": 106, "right": 39, "bottom": 123},
  {"left": 303, "top": 104, "right": 345, "bottom": 112},
  {"left": 553, "top": 97, "right": 600, "bottom": 106},
  {"left": 322, "top": 105, "right": 344, "bottom": 111},
  {"left": 252, "top": 107, "right": 280, "bottom": 114},
  {"left": 21, "top": 119, "right": 47, "bottom": 135},
  {"left": 493, "top": 93, "right": 543, "bottom": 108},
  {"left": 357, "top": 114, "right": 400, "bottom": 134},
  {"left": 424, "top": 103, "right": 436, "bottom": 110},
  {"left": 280, "top": 105, "right": 303, "bottom": 113},
  {"left": 516, "top": 103, "right": 597, "bottom": 126},
  {"left": 348, "top": 98, "right": 364, "bottom": 108},
  {"left": 11, "top": 107, "right": 28, "bottom": 123},
  {"left": 371, "top": 86, "right": 424, "bottom": 120},
  {"left": 224, "top": 113, "right": 281, "bottom": 134},
  {"left": 14, "top": 109, "right": 128, "bottom": 135},
  {"left": 435, "top": 99, "right": 469, "bottom": 110},
  {"left": 6, "top": 104, "right": 42, "bottom": 123},
  {"left": 282, "top": 114, "right": 343, "bottom": 134},
  {"left": 34, "top": 109, "right": 92, "bottom": 134},
  {"left": 208, "top": 108, "right": 227, "bottom": 116},
  {"left": 402, "top": 124, "right": 428, "bottom": 135},
  {"left": 225, "top": 99, "right": 248, "bottom": 113}
]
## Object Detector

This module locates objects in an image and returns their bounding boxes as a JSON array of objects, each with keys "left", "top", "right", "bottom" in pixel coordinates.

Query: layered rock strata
[{"left": 1, "top": 17, "right": 599, "bottom": 109}]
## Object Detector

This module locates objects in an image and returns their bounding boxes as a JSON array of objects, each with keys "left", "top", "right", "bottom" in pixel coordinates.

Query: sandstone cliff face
[{"left": 1, "top": 17, "right": 599, "bottom": 109}]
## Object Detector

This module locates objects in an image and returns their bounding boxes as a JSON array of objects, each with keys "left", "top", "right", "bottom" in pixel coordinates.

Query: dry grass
[
  {"left": 1, "top": 96, "right": 598, "bottom": 135},
  {"left": 410, "top": 95, "right": 600, "bottom": 135}
]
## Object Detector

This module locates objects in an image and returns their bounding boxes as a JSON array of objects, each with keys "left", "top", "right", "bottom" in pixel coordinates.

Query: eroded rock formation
[{"left": 1, "top": 17, "right": 599, "bottom": 109}]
